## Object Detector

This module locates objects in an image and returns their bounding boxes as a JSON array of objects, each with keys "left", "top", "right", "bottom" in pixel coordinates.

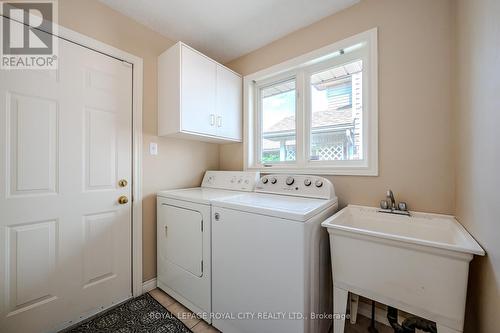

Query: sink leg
[
  {"left": 436, "top": 324, "right": 462, "bottom": 333},
  {"left": 333, "top": 286, "right": 348, "bottom": 333},
  {"left": 350, "top": 293, "right": 359, "bottom": 324}
]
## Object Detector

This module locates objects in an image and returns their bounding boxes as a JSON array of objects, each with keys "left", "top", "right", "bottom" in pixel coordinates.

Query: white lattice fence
[
  {"left": 316, "top": 144, "right": 344, "bottom": 160},
  {"left": 286, "top": 147, "right": 296, "bottom": 160}
]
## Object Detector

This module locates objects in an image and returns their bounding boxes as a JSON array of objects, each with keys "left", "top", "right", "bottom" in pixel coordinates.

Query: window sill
[{"left": 245, "top": 166, "right": 378, "bottom": 176}]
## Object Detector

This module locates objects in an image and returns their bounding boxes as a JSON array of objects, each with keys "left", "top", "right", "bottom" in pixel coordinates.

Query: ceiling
[{"left": 98, "top": 0, "right": 360, "bottom": 63}]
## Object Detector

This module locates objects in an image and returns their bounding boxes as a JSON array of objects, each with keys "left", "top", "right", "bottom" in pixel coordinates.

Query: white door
[
  {"left": 181, "top": 45, "right": 217, "bottom": 136},
  {"left": 0, "top": 31, "right": 133, "bottom": 333},
  {"left": 216, "top": 65, "right": 242, "bottom": 140}
]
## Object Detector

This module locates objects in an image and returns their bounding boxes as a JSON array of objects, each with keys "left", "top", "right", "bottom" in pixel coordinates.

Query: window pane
[
  {"left": 260, "top": 79, "right": 296, "bottom": 163},
  {"left": 309, "top": 60, "right": 363, "bottom": 161}
]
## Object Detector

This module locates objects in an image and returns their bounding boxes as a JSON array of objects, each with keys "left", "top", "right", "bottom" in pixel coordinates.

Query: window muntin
[
  {"left": 309, "top": 60, "right": 363, "bottom": 162},
  {"left": 260, "top": 79, "right": 296, "bottom": 163}
]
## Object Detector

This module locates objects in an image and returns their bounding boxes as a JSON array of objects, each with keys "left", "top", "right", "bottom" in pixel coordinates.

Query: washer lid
[
  {"left": 157, "top": 187, "right": 245, "bottom": 205},
  {"left": 212, "top": 192, "right": 337, "bottom": 222}
]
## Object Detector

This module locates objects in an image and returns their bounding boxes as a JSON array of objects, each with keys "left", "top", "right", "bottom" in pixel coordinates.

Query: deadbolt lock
[
  {"left": 118, "top": 196, "right": 129, "bottom": 205},
  {"left": 118, "top": 179, "right": 128, "bottom": 187}
]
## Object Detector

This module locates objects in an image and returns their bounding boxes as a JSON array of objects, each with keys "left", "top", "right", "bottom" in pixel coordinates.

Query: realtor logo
[{"left": 1, "top": 1, "right": 58, "bottom": 69}]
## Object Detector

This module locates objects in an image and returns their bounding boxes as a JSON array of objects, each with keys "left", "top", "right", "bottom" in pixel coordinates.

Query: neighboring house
[{"left": 262, "top": 62, "right": 363, "bottom": 162}]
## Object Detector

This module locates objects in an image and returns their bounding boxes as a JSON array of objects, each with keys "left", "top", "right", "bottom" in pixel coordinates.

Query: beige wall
[
  {"left": 58, "top": 0, "right": 220, "bottom": 282},
  {"left": 455, "top": 1, "right": 500, "bottom": 332},
  {"left": 221, "top": 0, "right": 455, "bottom": 214}
]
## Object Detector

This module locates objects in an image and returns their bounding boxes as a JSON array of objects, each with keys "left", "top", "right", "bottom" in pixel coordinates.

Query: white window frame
[{"left": 244, "top": 28, "right": 378, "bottom": 176}]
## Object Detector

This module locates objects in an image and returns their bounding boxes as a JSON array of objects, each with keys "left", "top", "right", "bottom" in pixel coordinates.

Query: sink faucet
[
  {"left": 379, "top": 189, "right": 410, "bottom": 216},
  {"left": 387, "top": 190, "right": 396, "bottom": 210}
]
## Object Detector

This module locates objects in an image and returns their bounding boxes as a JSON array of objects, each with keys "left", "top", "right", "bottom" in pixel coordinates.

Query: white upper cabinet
[
  {"left": 158, "top": 42, "right": 242, "bottom": 142},
  {"left": 216, "top": 65, "right": 242, "bottom": 140},
  {"left": 181, "top": 46, "right": 217, "bottom": 136}
]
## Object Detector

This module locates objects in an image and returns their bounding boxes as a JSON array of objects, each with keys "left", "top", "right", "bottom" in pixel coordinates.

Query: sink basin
[
  {"left": 321, "top": 205, "right": 484, "bottom": 333},
  {"left": 323, "top": 205, "right": 484, "bottom": 255}
]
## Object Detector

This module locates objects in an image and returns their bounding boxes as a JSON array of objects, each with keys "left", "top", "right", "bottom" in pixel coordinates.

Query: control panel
[
  {"left": 201, "top": 171, "right": 260, "bottom": 191},
  {"left": 255, "top": 174, "right": 335, "bottom": 199}
]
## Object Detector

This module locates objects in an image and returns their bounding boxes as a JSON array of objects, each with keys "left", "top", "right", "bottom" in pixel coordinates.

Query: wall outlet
[{"left": 149, "top": 142, "right": 158, "bottom": 155}]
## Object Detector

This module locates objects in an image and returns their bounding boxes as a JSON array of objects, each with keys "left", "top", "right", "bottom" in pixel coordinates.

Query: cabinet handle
[
  {"left": 210, "top": 114, "right": 215, "bottom": 126},
  {"left": 217, "top": 116, "right": 222, "bottom": 127}
]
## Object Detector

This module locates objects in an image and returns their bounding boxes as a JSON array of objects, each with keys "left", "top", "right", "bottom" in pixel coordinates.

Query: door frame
[{"left": 3, "top": 16, "right": 145, "bottom": 297}]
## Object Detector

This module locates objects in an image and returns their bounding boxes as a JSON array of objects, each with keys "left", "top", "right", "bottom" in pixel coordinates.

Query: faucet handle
[
  {"left": 398, "top": 202, "right": 408, "bottom": 211},
  {"left": 380, "top": 200, "right": 389, "bottom": 210}
]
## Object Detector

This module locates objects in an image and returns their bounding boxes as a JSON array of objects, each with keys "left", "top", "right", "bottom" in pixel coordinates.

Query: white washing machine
[
  {"left": 156, "top": 171, "right": 259, "bottom": 321},
  {"left": 211, "top": 174, "right": 338, "bottom": 333}
]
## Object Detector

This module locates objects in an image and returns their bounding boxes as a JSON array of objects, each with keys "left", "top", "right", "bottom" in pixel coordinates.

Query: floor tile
[
  {"left": 191, "top": 320, "right": 220, "bottom": 333},
  {"left": 149, "top": 288, "right": 176, "bottom": 307},
  {"left": 167, "top": 302, "right": 201, "bottom": 329}
]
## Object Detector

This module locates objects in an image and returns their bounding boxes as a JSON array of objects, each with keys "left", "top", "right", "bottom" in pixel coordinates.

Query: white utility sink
[{"left": 322, "top": 205, "right": 484, "bottom": 333}]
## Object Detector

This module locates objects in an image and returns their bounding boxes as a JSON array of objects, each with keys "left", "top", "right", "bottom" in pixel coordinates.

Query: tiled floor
[
  {"left": 149, "top": 288, "right": 220, "bottom": 333},
  {"left": 149, "top": 288, "right": 393, "bottom": 333}
]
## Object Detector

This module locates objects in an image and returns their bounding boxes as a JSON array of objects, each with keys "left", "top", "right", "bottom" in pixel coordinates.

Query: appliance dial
[
  {"left": 304, "top": 179, "right": 312, "bottom": 186},
  {"left": 262, "top": 177, "right": 268, "bottom": 184},
  {"left": 285, "top": 177, "right": 294, "bottom": 186},
  {"left": 270, "top": 177, "right": 277, "bottom": 184},
  {"left": 315, "top": 180, "right": 323, "bottom": 188}
]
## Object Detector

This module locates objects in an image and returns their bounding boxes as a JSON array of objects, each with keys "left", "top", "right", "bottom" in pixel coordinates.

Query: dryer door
[{"left": 158, "top": 203, "right": 203, "bottom": 277}]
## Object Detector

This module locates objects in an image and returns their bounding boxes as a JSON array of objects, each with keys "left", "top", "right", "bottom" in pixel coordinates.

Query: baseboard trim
[{"left": 142, "top": 278, "right": 157, "bottom": 293}]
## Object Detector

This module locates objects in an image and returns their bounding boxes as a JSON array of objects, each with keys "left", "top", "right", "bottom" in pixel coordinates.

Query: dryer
[
  {"left": 156, "top": 171, "right": 259, "bottom": 321},
  {"left": 211, "top": 174, "right": 338, "bottom": 333}
]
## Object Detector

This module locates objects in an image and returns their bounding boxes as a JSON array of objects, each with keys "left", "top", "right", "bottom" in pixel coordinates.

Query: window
[
  {"left": 309, "top": 60, "right": 362, "bottom": 162},
  {"left": 260, "top": 79, "right": 296, "bottom": 163},
  {"left": 245, "top": 29, "right": 378, "bottom": 175}
]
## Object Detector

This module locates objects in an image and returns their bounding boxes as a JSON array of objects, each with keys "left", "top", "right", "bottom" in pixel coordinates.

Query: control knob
[
  {"left": 270, "top": 177, "right": 277, "bottom": 184},
  {"left": 262, "top": 177, "right": 268, "bottom": 184},
  {"left": 315, "top": 180, "right": 323, "bottom": 188},
  {"left": 304, "top": 179, "right": 312, "bottom": 186},
  {"left": 286, "top": 177, "right": 294, "bottom": 186}
]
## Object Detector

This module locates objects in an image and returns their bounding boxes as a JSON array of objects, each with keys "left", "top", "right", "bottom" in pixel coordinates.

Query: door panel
[
  {"left": 7, "top": 92, "right": 58, "bottom": 196},
  {"left": 7, "top": 220, "right": 57, "bottom": 313},
  {"left": 159, "top": 204, "right": 203, "bottom": 277},
  {"left": 181, "top": 45, "right": 217, "bottom": 136},
  {"left": 0, "top": 29, "right": 132, "bottom": 333},
  {"left": 83, "top": 211, "right": 117, "bottom": 287},
  {"left": 157, "top": 197, "right": 212, "bottom": 315},
  {"left": 84, "top": 107, "right": 117, "bottom": 191}
]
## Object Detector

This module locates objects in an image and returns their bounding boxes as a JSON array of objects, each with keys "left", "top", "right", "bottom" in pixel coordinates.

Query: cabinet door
[
  {"left": 216, "top": 65, "right": 242, "bottom": 140},
  {"left": 181, "top": 45, "right": 217, "bottom": 136}
]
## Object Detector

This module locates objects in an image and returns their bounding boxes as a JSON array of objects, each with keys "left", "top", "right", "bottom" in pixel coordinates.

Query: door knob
[
  {"left": 118, "top": 179, "right": 128, "bottom": 187},
  {"left": 118, "top": 196, "right": 129, "bottom": 204}
]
